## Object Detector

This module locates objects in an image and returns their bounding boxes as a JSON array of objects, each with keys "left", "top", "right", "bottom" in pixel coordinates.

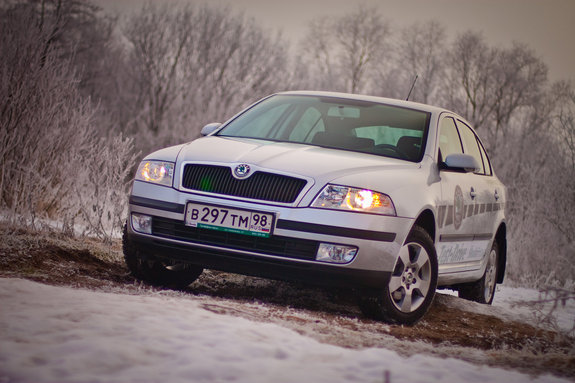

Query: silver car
[{"left": 123, "top": 91, "right": 507, "bottom": 325}]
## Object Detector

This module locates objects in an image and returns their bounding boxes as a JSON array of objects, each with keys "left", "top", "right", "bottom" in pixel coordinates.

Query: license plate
[{"left": 184, "top": 203, "right": 274, "bottom": 238}]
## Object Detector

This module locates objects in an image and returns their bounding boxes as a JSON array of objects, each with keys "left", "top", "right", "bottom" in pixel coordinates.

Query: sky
[{"left": 95, "top": 0, "right": 575, "bottom": 84}]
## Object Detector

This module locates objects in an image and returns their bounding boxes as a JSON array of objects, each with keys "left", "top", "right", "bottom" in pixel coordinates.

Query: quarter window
[
  {"left": 477, "top": 138, "right": 493, "bottom": 176},
  {"left": 456, "top": 120, "right": 485, "bottom": 175},
  {"left": 438, "top": 117, "right": 463, "bottom": 160}
]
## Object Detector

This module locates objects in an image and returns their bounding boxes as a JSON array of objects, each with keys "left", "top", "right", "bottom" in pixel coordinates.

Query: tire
[
  {"left": 122, "top": 223, "right": 203, "bottom": 289},
  {"left": 458, "top": 242, "right": 499, "bottom": 304},
  {"left": 359, "top": 226, "right": 438, "bottom": 325}
]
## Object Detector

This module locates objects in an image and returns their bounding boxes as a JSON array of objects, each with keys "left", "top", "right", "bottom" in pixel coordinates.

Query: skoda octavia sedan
[{"left": 123, "top": 91, "right": 507, "bottom": 325}]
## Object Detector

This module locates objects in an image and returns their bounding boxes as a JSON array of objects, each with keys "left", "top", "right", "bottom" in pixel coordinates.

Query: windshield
[{"left": 217, "top": 95, "right": 431, "bottom": 162}]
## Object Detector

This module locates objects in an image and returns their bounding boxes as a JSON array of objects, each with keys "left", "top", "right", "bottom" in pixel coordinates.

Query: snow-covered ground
[
  {"left": 441, "top": 285, "right": 575, "bottom": 334},
  {"left": 0, "top": 278, "right": 572, "bottom": 383}
]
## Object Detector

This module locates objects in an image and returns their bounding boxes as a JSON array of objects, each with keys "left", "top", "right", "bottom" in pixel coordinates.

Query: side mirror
[
  {"left": 442, "top": 154, "right": 479, "bottom": 173},
  {"left": 201, "top": 122, "right": 222, "bottom": 136}
]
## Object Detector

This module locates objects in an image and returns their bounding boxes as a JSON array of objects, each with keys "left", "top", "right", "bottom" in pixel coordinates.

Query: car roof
[{"left": 277, "top": 90, "right": 448, "bottom": 115}]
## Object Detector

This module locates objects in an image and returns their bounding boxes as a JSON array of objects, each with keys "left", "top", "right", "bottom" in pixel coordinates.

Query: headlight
[
  {"left": 312, "top": 184, "right": 396, "bottom": 216},
  {"left": 135, "top": 160, "right": 174, "bottom": 187}
]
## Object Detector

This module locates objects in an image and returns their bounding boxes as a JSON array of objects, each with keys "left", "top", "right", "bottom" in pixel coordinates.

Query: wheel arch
[
  {"left": 412, "top": 209, "right": 436, "bottom": 244},
  {"left": 495, "top": 223, "right": 507, "bottom": 284}
]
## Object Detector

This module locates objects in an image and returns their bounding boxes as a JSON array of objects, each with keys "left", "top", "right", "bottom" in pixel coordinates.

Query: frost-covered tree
[
  {"left": 0, "top": 1, "right": 136, "bottom": 240},
  {"left": 442, "top": 32, "right": 548, "bottom": 151},
  {"left": 395, "top": 21, "right": 447, "bottom": 103},
  {"left": 121, "top": 3, "right": 290, "bottom": 152},
  {"left": 299, "top": 6, "right": 391, "bottom": 94}
]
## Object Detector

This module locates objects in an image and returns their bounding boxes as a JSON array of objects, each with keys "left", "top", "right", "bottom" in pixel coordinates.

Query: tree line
[{"left": 0, "top": 0, "right": 573, "bottom": 287}]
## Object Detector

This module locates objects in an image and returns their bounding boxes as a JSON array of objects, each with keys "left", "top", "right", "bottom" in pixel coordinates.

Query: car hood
[{"left": 177, "top": 136, "right": 418, "bottom": 187}]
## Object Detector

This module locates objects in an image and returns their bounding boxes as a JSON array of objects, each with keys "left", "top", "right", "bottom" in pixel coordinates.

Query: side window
[
  {"left": 477, "top": 139, "right": 493, "bottom": 176},
  {"left": 456, "top": 120, "right": 485, "bottom": 175},
  {"left": 438, "top": 117, "right": 463, "bottom": 161}
]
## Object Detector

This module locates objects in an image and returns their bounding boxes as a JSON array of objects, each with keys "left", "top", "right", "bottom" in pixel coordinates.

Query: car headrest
[
  {"left": 396, "top": 136, "right": 422, "bottom": 160},
  {"left": 312, "top": 132, "right": 375, "bottom": 150}
]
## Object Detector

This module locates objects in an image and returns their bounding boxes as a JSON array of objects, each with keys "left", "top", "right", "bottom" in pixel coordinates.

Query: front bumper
[
  {"left": 125, "top": 231, "right": 391, "bottom": 288},
  {"left": 126, "top": 181, "right": 415, "bottom": 289}
]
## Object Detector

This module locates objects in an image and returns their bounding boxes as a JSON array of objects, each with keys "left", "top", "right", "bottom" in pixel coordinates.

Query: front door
[{"left": 436, "top": 116, "right": 485, "bottom": 271}]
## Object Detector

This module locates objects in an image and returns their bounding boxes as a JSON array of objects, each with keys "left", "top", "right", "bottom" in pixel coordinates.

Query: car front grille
[
  {"left": 152, "top": 217, "right": 319, "bottom": 261},
  {"left": 181, "top": 164, "right": 307, "bottom": 203}
]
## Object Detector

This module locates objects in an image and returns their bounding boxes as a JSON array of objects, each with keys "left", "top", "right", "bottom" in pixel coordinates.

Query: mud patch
[{"left": 0, "top": 224, "right": 131, "bottom": 288}]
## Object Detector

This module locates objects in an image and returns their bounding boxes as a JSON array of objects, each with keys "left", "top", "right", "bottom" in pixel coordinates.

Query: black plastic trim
[
  {"left": 277, "top": 219, "right": 396, "bottom": 242},
  {"left": 127, "top": 233, "right": 391, "bottom": 289},
  {"left": 129, "top": 196, "right": 185, "bottom": 213},
  {"left": 439, "top": 233, "right": 493, "bottom": 242}
]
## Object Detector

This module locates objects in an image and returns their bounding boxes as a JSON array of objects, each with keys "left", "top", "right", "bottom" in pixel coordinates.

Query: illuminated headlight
[
  {"left": 135, "top": 160, "right": 174, "bottom": 187},
  {"left": 312, "top": 185, "right": 396, "bottom": 215},
  {"left": 131, "top": 213, "right": 152, "bottom": 234},
  {"left": 316, "top": 243, "right": 358, "bottom": 264}
]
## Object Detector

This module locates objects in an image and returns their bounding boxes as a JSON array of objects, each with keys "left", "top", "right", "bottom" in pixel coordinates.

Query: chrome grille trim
[{"left": 181, "top": 164, "right": 307, "bottom": 204}]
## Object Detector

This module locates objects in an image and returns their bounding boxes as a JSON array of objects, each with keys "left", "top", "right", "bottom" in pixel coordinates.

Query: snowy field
[{"left": 0, "top": 278, "right": 572, "bottom": 383}]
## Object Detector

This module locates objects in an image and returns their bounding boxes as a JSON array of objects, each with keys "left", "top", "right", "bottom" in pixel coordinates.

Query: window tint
[
  {"left": 477, "top": 138, "right": 492, "bottom": 176},
  {"left": 288, "top": 107, "right": 324, "bottom": 143},
  {"left": 218, "top": 95, "right": 430, "bottom": 161},
  {"left": 456, "top": 120, "right": 485, "bottom": 175},
  {"left": 354, "top": 126, "right": 423, "bottom": 146},
  {"left": 227, "top": 103, "right": 291, "bottom": 137},
  {"left": 438, "top": 117, "right": 463, "bottom": 160}
]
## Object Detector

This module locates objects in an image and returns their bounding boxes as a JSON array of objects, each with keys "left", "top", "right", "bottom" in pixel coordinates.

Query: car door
[
  {"left": 436, "top": 116, "right": 483, "bottom": 270},
  {"left": 455, "top": 120, "right": 501, "bottom": 256}
]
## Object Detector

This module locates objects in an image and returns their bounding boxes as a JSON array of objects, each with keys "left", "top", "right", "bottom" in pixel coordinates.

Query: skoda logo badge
[{"left": 234, "top": 164, "right": 251, "bottom": 178}]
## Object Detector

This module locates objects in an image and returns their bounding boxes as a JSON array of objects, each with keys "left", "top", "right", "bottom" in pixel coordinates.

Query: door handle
[{"left": 470, "top": 187, "right": 477, "bottom": 199}]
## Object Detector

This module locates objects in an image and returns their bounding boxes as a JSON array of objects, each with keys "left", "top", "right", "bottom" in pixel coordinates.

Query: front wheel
[
  {"left": 458, "top": 242, "right": 499, "bottom": 304},
  {"left": 123, "top": 224, "right": 203, "bottom": 289},
  {"left": 359, "top": 226, "right": 438, "bottom": 325}
]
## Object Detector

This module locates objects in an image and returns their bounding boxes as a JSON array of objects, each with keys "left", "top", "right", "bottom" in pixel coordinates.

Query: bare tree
[
  {"left": 299, "top": 6, "right": 391, "bottom": 94},
  {"left": 298, "top": 17, "right": 339, "bottom": 90},
  {"left": 395, "top": 20, "right": 447, "bottom": 103},
  {"left": 491, "top": 80, "right": 575, "bottom": 286},
  {"left": 5, "top": 0, "right": 116, "bottom": 96},
  {"left": 0, "top": 2, "right": 136, "bottom": 239},
  {"left": 123, "top": 3, "right": 194, "bottom": 138},
  {"left": 121, "top": 3, "right": 290, "bottom": 152},
  {"left": 187, "top": 6, "right": 289, "bottom": 120},
  {"left": 335, "top": 6, "right": 391, "bottom": 94},
  {"left": 545, "top": 83, "right": 575, "bottom": 246},
  {"left": 556, "top": 84, "right": 575, "bottom": 172},
  {"left": 443, "top": 32, "right": 548, "bottom": 151},
  {"left": 442, "top": 32, "right": 498, "bottom": 131}
]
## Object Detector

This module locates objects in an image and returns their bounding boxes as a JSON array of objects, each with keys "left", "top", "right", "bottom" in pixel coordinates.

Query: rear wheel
[
  {"left": 359, "top": 226, "right": 438, "bottom": 325},
  {"left": 458, "top": 242, "right": 499, "bottom": 304},
  {"left": 123, "top": 224, "right": 203, "bottom": 289}
]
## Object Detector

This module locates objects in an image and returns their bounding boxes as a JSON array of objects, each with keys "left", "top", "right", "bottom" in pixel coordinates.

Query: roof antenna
[{"left": 406, "top": 74, "right": 419, "bottom": 101}]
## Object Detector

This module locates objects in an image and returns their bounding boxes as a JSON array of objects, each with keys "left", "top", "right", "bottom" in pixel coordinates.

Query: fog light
[
  {"left": 316, "top": 243, "right": 358, "bottom": 264},
  {"left": 131, "top": 213, "right": 152, "bottom": 234}
]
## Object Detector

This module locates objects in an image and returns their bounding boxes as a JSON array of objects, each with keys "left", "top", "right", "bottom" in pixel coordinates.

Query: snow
[
  {"left": 439, "top": 285, "right": 575, "bottom": 333},
  {"left": 0, "top": 278, "right": 571, "bottom": 383},
  {"left": 493, "top": 286, "right": 575, "bottom": 332}
]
